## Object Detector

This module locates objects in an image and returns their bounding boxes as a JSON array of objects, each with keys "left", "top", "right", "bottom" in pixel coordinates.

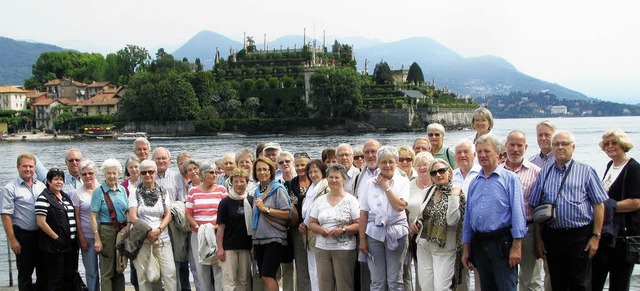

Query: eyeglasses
[
  {"left": 399, "top": 157, "right": 413, "bottom": 163},
  {"left": 66, "top": 158, "right": 81, "bottom": 163},
  {"left": 430, "top": 168, "right": 448, "bottom": 177},
  {"left": 140, "top": 170, "right": 156, "bottom": 176},
  {"left": 294, "top": 152, "right": 310, "bottom": 159},
  {"left": 353, "top": 155, "right": 364, "bottom": 160},
  {"left": 81, "top": 172, "right": 95, "bottom": 176},
  {"left": 603, "top": 141, "right": 618, "bottom": 147},
  {"left": 428, "top": 133, "right": 441, "bottom": 137},
  {"left": 278, "top": 160, "right": 292, "bottom": 165},
  {"left": 552, "top": 141, "right": 573, "bottom": 147}
]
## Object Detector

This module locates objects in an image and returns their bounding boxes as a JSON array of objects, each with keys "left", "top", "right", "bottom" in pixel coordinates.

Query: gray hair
[
  {"left": 414, "top": 151, "right": 434, "bottom": 167},
  {"left": 277, "top": 151, "right": 294, "bottom": 162},
  {"left": 536, "top": 120, "right": 556, "bottom": 132},
  {"left": 475, "top": 134, "right": 503, "bottom": 152},
  {"left": 177, "top": 151, "right": 193, "bottom": 162},
  {"left": 236, "top": 149, "right": 255, "bottom": 164},
  {"left": 133, "top": 137, "right": 150, "bottom": 150},
  {"left": 152, "top": 147, "right": 171, "bottom": 161},
  {"left": 123, "top": 155, "right": 141, "bottom": 177},
  {"left": 551, "top": 130, "right": 575, "bottom": 144},
  {"left": 199, "top": 161, "right": 217, "bottom": 181},
  {"left": 65, "top": 148, "right": 82, "bottom": 159},
  {"left": 376, "top": 146, "right": 399, "bottom": 162},
  {"left": 180, "top": 159, "right": 201, "bottom": 175},
  {"left": 600, "top": 128, "right": 634, "bottom": 152},
  {"left": 453, "top": 139, "right": 475, "bottom": 153},
  {"left": 427, "top": 123, "right": 446, "bottom": 135},
  {"left": 326, "top": 163, "right": 348, "bottom": 181},
  {"left": 80, "top": 159, "right": 97, "bottom": 173},
  {"left": 101, "top": 158, "right": 123, "bottom": 176},
  {"left": 139, "top": 160, "right": 157, "bottom": 173},
  {"left": 472, "top": 107, "right": 494, "bottom": 130},
  {"left": 336, "top": 143, "right": 353, "bottom": 155}
]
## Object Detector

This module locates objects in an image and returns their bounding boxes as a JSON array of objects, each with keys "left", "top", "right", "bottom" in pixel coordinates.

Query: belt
[
  {"left": 526, "top": 220, "right": 534, "bottom": 225},
  {"left": 474, "top": 226, "right": 512, "bottom": 240},
  {"left": 100, "top": 222, "right": 127, "bottom": 227},
  {"left": 546, "top": 224, "right": 591, "bottom": 233}
]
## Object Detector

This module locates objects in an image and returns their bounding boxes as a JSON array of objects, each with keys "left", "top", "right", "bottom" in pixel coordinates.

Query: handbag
[
  {"left": 533, "top": 162, "right": 573, "bottom": 225},
  {"left": 617, "top": 166, "right": 640, "bottom": 264},
  {"left": 145, "top": 241, "right": 162, "bottom": 282}
]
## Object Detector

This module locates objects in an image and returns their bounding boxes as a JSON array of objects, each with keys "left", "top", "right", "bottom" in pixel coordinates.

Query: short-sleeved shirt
[
  {"left": 359, "top": 172, "right": 410, "bottom": 244},
  {"left": 253, "top": 187, "right": 291, "bottom": 245},
  {"left": 1, "top": 177, "right": 47, "bottom": 230},
  {"left": 71, "top": 186, "right": 95, "bottom": 239},
  {"left": 35, "top": 191, "right": 77, "bottom": 240},
  {"left": 90, "top": 182, "right": 129, "bottom": 223},
  {"left": 434, "top": 146, "right": 457, "bottom": 169},
  {"left": 310, "top": 193, "right": 360, "bottom": 250},
  {"left": 129, "top": 185, "right": 172, "bottom": 242},
  {"left": 63, "top": 172, "right": 83, "bottom": 196},
  {"left": 186, "top": 186, "right": 228, "bottom": 232},
  {"left": 217, "top": 196, "right": 254, "bottom": 250},
  {"left": 156, "top": 168, "right": 185, "bottom": 202}
]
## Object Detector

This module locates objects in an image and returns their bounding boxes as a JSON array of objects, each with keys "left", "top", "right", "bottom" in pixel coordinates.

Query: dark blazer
[
  {"left": 38, "top": 188, "right": 76, "bottom": 253},
  {"left": 284, "top": 176, "right": 304, "bottom": 224},
  {"left": 604, "top": 158, "right": 640, "bottom": 237}
]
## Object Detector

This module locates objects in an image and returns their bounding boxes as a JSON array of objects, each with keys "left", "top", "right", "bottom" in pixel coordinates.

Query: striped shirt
[
  {"left": 35, "top": 191, "right": 77, "bottom": 240},
  {"left": 501, "top": 160, "right": 541, "bottom": 222},
  {"left": 529, "top": 159, "right": 608, "bottom": 229},
  {"left": 529, "top": 151, "right": 555, "bottom": 169},
  {"left": 453, "top": 164, "right": 481, "bottom": 195},
  {"left": 186, "top": 186, "right": 227, "bottom": 231},
  {"left": 462, "top": 166, "right": 527, "bottom": 243}
]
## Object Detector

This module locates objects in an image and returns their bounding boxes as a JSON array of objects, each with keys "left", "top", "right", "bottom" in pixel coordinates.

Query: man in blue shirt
[
  {"left": 63, "top": 148, "right": 83, "bottom": 194},
  {"left": 529, "top": 130, "right": 607, "bottom": 290},
  {"left": 462, "top": 134, "right": 527, "bottom": 291},
  {"left": 1, "top": 153, "right": 48, "bottom": 290}
]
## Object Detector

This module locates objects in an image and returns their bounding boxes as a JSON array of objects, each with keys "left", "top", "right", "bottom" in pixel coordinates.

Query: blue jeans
[
  {"left": 366, "top": 234, "right": 408, "bottom": 291},
  {"left": 81, "top": 238, "right": 100, "bottom": 291},
  {"left": 471, "top": 230, "right": 518, "bottom": 291}
]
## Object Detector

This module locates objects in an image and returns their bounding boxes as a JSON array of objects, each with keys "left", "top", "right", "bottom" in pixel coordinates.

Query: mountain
[
  {"left": 0, "top": 36, "right": 67, "bottom": 85},
  {"left": 354, "top": 37, "right": 590, "bottom": 100},
  {"left": 171, "top": 30, "right": 242, "bottom": 70}
]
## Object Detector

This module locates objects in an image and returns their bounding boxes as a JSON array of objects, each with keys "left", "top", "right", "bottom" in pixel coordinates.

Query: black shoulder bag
[
  {"left": 619, "top": 166, "right": 640, "bottom": 264},
  {"left": 533, "top": 162, "right": 573, "bottom": 225}
]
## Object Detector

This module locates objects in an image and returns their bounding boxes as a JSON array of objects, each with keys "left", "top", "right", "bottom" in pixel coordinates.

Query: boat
[{"left": 117, "top": 132, "right": 148, "bottom": 140}]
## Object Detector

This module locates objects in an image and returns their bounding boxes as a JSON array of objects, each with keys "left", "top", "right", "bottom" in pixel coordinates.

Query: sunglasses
[
  {"left": 140, "top": 170, "right": 156, "bottom": 176},
  {"left": 353, "top": 155, "right": 364, "bottom": 160},
  {"left": 430, "top": 168, "right": 448, "bottom": 177},
  {"left": 66, "top": 158, "right": 81, "bottom": 163},
  {"left": 399, "top": 157, "right": 413, "bottom": 163},
  {"left": 278, "top": 160, "right": 292, "bottom": 165},
  {"left": 428, "top": 133, "right": 441, "bottom": 137},
  {"left": 49, "top": 168, "right": 64, "bottom": 175},
  {"left": 294, "top": 152, "right": 310, "bottom": 159},
  {"left": 81, "top": 172, "right": 95, "bottom": 177}
]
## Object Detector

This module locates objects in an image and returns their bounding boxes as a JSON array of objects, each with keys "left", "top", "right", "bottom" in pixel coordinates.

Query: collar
[
  {"left": 553, "top": 159, "right": 574, "bottom": 171},
  {"left": 478, "top": 164, "right": 506, "bottom": 179},
  {"left": 502, "top": 159, "right": 534, "bottom": 172}
]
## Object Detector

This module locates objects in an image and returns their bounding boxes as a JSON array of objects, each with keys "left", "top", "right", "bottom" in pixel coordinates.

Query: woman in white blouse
[
  {"left": 309, "top": 164, "right": 360, "bottom": 291},
  {"left": 358, "top": 146, "right": 410, "bottom": 291}
]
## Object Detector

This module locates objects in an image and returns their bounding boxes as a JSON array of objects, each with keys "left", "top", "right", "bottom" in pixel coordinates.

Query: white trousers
[
  {"left": 416, "top": 238, "right": 456, "bottom": 291},
  {"left": 133, "top": 241, "right": 177, "bottom": 291}
]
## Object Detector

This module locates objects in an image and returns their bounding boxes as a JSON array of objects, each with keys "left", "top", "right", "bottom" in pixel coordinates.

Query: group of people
[{"left": 1, "top": 106, "right": 638, "bottom": 291}]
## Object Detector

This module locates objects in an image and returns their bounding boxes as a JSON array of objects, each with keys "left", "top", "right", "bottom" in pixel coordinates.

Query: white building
[
  {"left": 0, "top": 86, "right": 27, "bottom": 111},
  {"left": 550, "top": 105, "right": 568, "bottom": 115}
]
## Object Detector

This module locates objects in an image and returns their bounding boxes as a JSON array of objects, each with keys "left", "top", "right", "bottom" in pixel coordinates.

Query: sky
[{"left": 2, "top": 0, "right": 639, "bottom": 103}]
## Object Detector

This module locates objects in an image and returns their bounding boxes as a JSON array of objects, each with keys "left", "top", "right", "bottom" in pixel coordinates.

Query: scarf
[
  {"left": 252, "top": 180, "right": 288, "bottom": 230},
  {"left": 138, "top": 184, "right": 162, "bottom": 207},
  {"left": 228, "top": 186, "right": 253, "bottom": 236},
  {"left": 422, "top": 183, "right": 465, "bottom": 248}
]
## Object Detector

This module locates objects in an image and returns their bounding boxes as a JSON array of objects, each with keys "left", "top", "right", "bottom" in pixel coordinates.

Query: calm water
[{"left": 0, "top": 116, "right": 639, "bottom": 286}]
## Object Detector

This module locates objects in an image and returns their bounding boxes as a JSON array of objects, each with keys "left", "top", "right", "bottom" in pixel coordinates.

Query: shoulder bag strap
[
  {"left": 621, "top": 164, "right": 629, "bottom": 236},
  {"left": 551, "top": 161, "right": 574, "bottom": 205},
  {"left": 101, "top": 186, "right": 120, "bottom": 231}
]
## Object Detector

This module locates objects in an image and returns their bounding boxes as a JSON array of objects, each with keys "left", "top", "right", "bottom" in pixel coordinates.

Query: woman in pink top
[{"left": 186, "top": 161, "right": 227, "bottom": 291}]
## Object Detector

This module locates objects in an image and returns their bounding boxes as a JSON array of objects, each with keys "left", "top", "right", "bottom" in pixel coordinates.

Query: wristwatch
[
  {"left": 592, "top": 232, "right": 601, "bottom": 239},
  {"left": 267, "top": 207, "right": 271, "bottom": 214},
  {"left": 385, "top": 187, "right": 392, "bottom": 192},
  {"left": 342, "top": 227, "right": 346, "bottom": 234}
]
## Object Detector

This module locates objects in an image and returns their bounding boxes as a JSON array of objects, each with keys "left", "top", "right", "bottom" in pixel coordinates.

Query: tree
[
  {"left": 245, "top": 97, "right": 260, "bottom": 117},
  {"left": 185, "top": 71, "right": 217, "bottom": 108},
  {"left": 195, "top": 58, "right": 204, "bottom": 72},
  {"left": 406, "top": 62, "right": 425, "bottom": 86},
  {"left": 31, "top": 51, "right": 108, "bottom": 85},
  {"left": 114, "top": 45, "right": 150, "bottom": 84},
  {"left": 309, "top": 67, "right": 363, "bottom": 118},
  {"left": 372, "top": 61, "right": 394, "bottom": 85}
]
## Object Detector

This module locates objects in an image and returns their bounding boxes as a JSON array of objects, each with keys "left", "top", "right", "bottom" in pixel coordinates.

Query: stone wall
[{"left": 366, "top": 107, "right": 475, "bottom": 131}]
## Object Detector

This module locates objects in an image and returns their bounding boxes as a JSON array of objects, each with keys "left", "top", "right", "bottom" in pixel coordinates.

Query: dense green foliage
[
  {"left": 372, "top": 61, "right": 394, "bottom": 85},
  {"left": 309, "top": 67, "right": 363, "bottom": 118},
  {"left": 407, "top": 62, "right": 425, "bottom": 86}
]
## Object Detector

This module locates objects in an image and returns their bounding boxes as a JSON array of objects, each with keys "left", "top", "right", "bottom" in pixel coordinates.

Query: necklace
[
  {"left": 260, "top": 185, "right": 268, "bottom": 192},
  {"left": 613, "top": 157, "right": 630, "bottom": 169},
  {"left": 417, "top": 177, "right": 430, "bottom": 189}
]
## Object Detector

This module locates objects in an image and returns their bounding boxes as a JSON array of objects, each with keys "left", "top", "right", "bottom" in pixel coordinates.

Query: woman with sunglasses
[
  {"left": 277, "top": 151, "right": 297, "bottom": 182},
  {"left": 90, "top": 158, "right": 128, "bottom": 291},
  {"left": 186, "top": 161, "right": 227, "bottom": 290},
  {"left": 415, "top": 158, "right": 466, "bottom": 291},
  {"left": 35, "top": 168, "right": 79, "bottom": 290},
  {"left": 128, "top": 160, "right": 176, "bottom": 291},
  {"left": 71, "top": 160, "right": 100, "bottom": 291},
  {"left": 358, "top": 146, "right": 410, "bottom": 291},
  {"left": 352, "top": 147, "right": 365, "bottom": 170},
  {"left": 397, "top": 146, "right": 418, "bottom": 180},
  {"left": 592, "top": 128, "right": 640, "bottom": 290},
  {"left": 427, "top": 123, "right": 457, "bottom": 169}
]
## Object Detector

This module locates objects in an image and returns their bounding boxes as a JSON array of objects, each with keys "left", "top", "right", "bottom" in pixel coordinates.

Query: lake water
[{"left": 0, "top": 116, "right": 639, "bottom": 287}]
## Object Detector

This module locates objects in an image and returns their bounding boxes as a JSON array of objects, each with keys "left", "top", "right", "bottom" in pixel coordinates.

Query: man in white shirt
[{"left": 336, "top": 143, "right": 360, "bottom": 193}]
